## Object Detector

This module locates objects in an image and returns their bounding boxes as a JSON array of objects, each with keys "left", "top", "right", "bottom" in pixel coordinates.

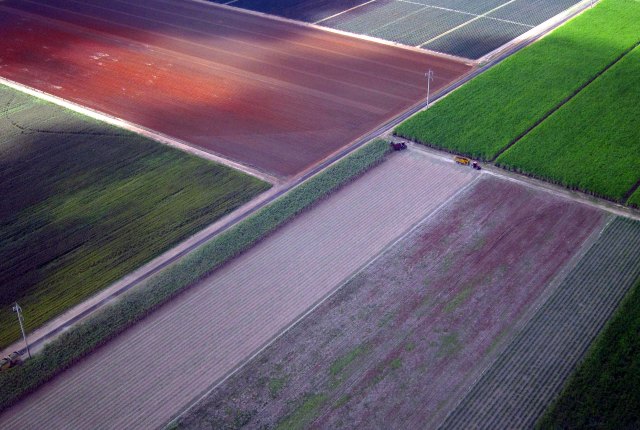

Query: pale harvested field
[{"left": 0, "top": 150, "right": 476, "bottom": 429}]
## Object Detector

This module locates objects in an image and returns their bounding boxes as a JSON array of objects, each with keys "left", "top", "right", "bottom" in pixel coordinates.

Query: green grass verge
[
  {"left": 628, "top": 188, "right": 640, "bottom": 208},
  {"left": 497, "top": 46, "right": 640, "bottom": 202},
  {"left": 394, "top": 0, "right": 640, "bottom": 160},
  {"left": 0, "top": 84, "right": 270, "bottom": 348},
  {"left": 537, "top": 277, "right": 640, "bottom": 429},
  {"left": 0, "top": 139, "right": 391, "bottom": 414}
]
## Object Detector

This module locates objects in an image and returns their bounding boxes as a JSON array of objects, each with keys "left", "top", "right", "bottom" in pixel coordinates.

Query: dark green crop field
[
  {"left": 497, "top": 46, "right": 640, "bottom": 202},
  {"left": 0, "top": 85, "right": 269, "bottom": 348},
  {"left": 394, "top": 0, "right": 640, "bottom": 160}
]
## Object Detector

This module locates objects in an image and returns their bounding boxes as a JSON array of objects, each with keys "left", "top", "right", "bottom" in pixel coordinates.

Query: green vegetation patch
[
  {"left": 443, "top": 287, "right": 472, "bottom": 313},
  {"left": 394, "top": 0, "right": 640, "bottom": 160},
  {"left": 0, "top": 138, "right": 391, "bottom": 414},
  {"left": 0, "top": 85, "right": 269, "bottom": 348},
  {"left": 627, "top": 187, "right": 640, "bottom": 208},
  {"left": 538, "top": 278, "right": 640, "bottom": 429},
  {"left": 497, "top": 46, "right": 640, "bottom": 202},
  {"left": 276, "top": 393, "right": 328, "bottom": 430}
]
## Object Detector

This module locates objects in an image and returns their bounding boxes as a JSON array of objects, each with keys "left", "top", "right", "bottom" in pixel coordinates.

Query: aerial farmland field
[
  {"left": 216, "top": 0, "right": 585, "bottom": 59},
  {"left": 0, "top": 0, "right": 471, "bottom": 178},
  {"left": 496, "top": 46, "right": 640, "bottom": 202},
  {"left": 394, "top": 0, "right": 640, "bottom": 160},
  {"left": 177, "top": 176, "right": 606, "bottom": 429},
  {"left": 442, "top": 217, "right": 640, "bottom": 428},
  {"left": 0, "top": 150, "right": 479, "bottom": 428},
  {"left": 0, "top": 83, "right": 269, "bottom": 349}
]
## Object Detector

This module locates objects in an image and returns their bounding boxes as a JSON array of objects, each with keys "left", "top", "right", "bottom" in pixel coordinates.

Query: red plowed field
[{"left": 0, "top": 0, "right": 471, "bottom": 178}]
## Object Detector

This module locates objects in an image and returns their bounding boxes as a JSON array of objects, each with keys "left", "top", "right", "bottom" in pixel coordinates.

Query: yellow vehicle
[
  {"left": 454, "top": 156, "right": 481, "bottom": 170},
  {"left": 454, "top": 156, "right": 470, "bottom": 166}
]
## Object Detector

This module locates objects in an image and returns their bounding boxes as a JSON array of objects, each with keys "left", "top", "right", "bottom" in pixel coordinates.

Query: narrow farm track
[
  {"left": 440, "top": 217, "right": 640, "bottom": 429},
  {"left": 0, "top": 150, "right": 476, "bottom": 429}
]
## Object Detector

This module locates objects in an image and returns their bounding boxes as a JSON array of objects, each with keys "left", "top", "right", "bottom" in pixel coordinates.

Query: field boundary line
[
  {"left": 491, "top": 41, "right": 640, "bottom": 162},
  {"left": 435, "top": 214, "right": 613, "bottom": 429},
  {"left": 187, "top": 0, "right": 476, "bottom": 65},
  {"left": 165, "top": 156, "right": 482, "bottom": 429},
  {"left": 0, "top": 77, "right": 278, "bottom": 184},
  {"left": 313, "top": 0, "right": 376, "bottom": 24},
  {"left": 418, "top": 0, "right": 519, "bottom": 48}
]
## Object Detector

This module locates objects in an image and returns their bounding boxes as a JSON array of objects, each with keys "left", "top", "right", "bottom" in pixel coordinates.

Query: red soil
[{"left": 0, "top": 0, "right": 471, "bottom": 178}]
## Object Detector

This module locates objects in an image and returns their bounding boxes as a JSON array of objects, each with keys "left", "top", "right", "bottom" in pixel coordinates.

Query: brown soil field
[
  {"left": 0, "top": 150, "right": 476, "bottom": 428},
  {"left": 0, "top": 0, "right": 471, "bottom": 178},
  {"left": 177, "top": 176, "right": 607, "bottom": 429}
]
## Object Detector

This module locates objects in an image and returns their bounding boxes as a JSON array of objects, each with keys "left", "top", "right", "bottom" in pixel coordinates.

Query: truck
[{"left": 454, "top": 156, "right": 481, "bottom": 170}]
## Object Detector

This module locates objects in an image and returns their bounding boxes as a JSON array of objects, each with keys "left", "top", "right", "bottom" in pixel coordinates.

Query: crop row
[
  {"left": 497, "top": 46, "right": 640, "bottom": 202},
  {"left": 538, "top": 278, "right": 640, "bottom": 428},
  {"left": 424, "top": 17, "right": 530, "bottom": 59},
  {"left": 395, "top": 0, "right": 640, "bottom": 158},
  {"left": 0, "top": 85, "right": 269, "bottom": 348},
  {"left": 440, "top": 217, "right": 640, "bottom": 429},
  {"left": 0, "top": 139, "right": 391, "bottom": 414},
  {"left": 488, "top": 0, "right": 581, "bottom": 27}
]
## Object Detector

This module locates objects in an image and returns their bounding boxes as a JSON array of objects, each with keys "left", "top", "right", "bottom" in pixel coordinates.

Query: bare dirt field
[
  {"left": 177, "top": 176, "right": 606, "bottom": 429},
  {"left": 0, "top": 150, "right": 476, "bottom": 429},
  {"left": 0, "top": 0, "right": 471, "bottom": 178}
]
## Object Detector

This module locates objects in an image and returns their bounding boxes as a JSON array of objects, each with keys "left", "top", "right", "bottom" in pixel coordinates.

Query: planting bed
[
  {"left": 395, "top": 0, "right": 640, "bottom": 159},
  {"left": 177, "top": 177, "right": 605, "bottom": 429},
  {"left": 0, "top": 0, "right": 471, "bottom": 178},
  {"left": 0, "top": 150, "right": 477, "bottom": 429},
  {"left": 442, "top": 217, "right": 640, "bottom": 429},
  {"left": 221, "top": 0, "right": 582, "bottom": 59},
  {"left": 539, "top": 276, "right": 640, "bottom": 429},
  {"left": 0, "top": 84, "right": 267, "bottom": 349},
  {"left": 497, "top": 46, "right": 640, "bottom": 202}
]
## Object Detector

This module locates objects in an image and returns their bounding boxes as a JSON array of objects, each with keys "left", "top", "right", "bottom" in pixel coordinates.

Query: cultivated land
[
  {"left": 0, "top": 150, "right": 477, "bottom": 428},
  {"left": 497, "top": 46, "right": 640, "bottom": 202},
  {"left": 178, "top": 177, "right": 606, "bottom": 429},
  {"left": 217, "top": 0, "right": 582, "bottom": 59},
  {"left": 539, "top": 277, "right": 640, "bottom": 429},
  {"left": 0, "top": 0, "right": 471, "bottom": 178},
  {"left": 394, "top": 0, "right": 640, "bottom": 159},
  {"left": 0, "top": 84, "right": 268, "bottom": 349},
  {"left": 443, "top": 217, "right": 640, "bottom": 429}
]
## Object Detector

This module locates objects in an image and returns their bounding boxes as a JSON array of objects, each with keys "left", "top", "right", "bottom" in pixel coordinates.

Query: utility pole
[
  {"left": 12, "top": 303, "right": 31, "bottom": 359},
  {"left": 426, "top": 69, "right": 434, "bottom": 108}
]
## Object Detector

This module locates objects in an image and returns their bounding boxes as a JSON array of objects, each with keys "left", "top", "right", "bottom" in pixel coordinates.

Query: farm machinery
[
  {"left": 0, "top": 351, "right": 22, "bottom": 371},
  {"left": 390, "top": 141, "right": 407, "bottom": 151},
  {"left": 454, "top": 156, "right": 481, "bottom": 170}
]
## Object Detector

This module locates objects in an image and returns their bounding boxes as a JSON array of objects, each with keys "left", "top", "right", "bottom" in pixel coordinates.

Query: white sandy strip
[{"left": 0, "top": 150, "right": 476, "bottom": 429}]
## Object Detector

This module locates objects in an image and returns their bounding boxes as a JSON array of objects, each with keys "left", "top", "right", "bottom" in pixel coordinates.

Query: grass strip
[
  {"left": 537, "top": 277, "right": 640, "bottom": 429},
  {"left": 0, "top": 139, "right": 391, "bottom": 414},
  {"left": 394, "top": 0, "right": 640, "bottom": 160},
  {"left": 496, "top": 46, "right": 640, "bottom": 202}
]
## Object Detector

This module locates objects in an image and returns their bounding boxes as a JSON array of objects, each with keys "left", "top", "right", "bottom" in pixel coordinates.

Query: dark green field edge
[
  {"left": 0, "top": 139, "right": 391, "bottom": 415},
  {"left": 0, "top": 85, "right": 271, "bottom": 348},
  {"left": 537, "top": 279, "right": 640, "bottom": 429},
  {"left": 491, "top": 40, "right": 640, "bottom": 162},
  {"left": 439, "top": 217, "right": 640, "bottom": 429}
]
